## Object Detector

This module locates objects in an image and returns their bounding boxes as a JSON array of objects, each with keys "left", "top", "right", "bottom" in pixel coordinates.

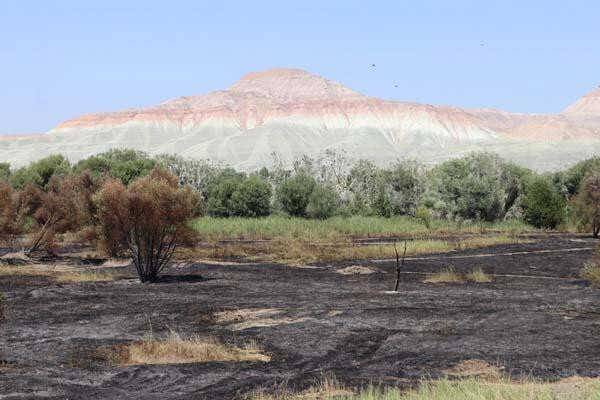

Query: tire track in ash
[
  {"left": 371, "top": 246, "right": 594, "bottom": 263},
  {"left": 368, "top": 246, "right": 595, "bottom": 281}
]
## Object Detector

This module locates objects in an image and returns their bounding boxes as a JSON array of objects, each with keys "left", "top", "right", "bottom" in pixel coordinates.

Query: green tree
[
  {"left": 561, "top": 157, "right": 600, "bottom": 197},
  {"left": 371, "top": 190, "right": 393, "bottom": 217},
  {"left": 9, "top": 155, "right": 70, "bottom": 189},
  {"left": 206, "top": 177, "right": 242, "bottom": 217},
  {"left": 0, "top": 163, "right": 10, "bottom": 181},
  {"left": 276, "top": 174, "right": 316, "bottom": 217},
  {"left": 429, "top": 152, "right": 528, "bottom": 221},
  {"left": 306, "top": 184, "right": 340, "bottom": 219},
  {"left": 383, "top": 160, "right": 426, "bottom": 215},
  {"left": 231, "top": 176, "right": 272, "bottom": 217},
  {"left": 522, "top": 177, "right": 566, "bottom": 229}
]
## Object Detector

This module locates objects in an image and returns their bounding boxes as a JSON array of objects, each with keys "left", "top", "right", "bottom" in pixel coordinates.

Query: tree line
[
  {"left": 2, "top": 149, "right": 600, "bottom": 230},
  {"left": 2, "top": 148, "right": 600, "bottom": 282}
]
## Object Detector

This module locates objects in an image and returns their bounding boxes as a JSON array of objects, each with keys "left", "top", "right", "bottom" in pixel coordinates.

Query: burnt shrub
[
  {"left": 94, "top": 178, "right": 129, "bottom": 257},
  {"left": 572, "top": 173, "right": 600, "bottom": 237},
  {"left": 0, "top": 181, "right": 23, "bottom": 248},
  {"left": 23, "top": 176, "right": 86, "bottom": 255},
  {"left": 96, "top": 167, "right": 198, "bottom": 283}
]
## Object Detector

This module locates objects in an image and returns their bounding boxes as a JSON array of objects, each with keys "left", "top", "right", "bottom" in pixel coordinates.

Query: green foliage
[
  {"left": 206, "top": 174, "right": 271, "bottom": 218},
  {"left": 276, "top": 174, "right": 317, "bottom": 217},
  {"left": 415, "top": 206, "right": 432, "bottom": 228},
  {"left": 231, "top": 176, "right": 272, "bottom": 217},
  {"left": 522, "top": 176, "right": 566, "bottom": 229},
  {"left": 72, "top": 155, "right": 113, "bottom": 176},
  {"left": 561, "top": 156, "right": 600, "bottom": 197},
  {"left": 429, "top": 152, "right": 529, "bottom": 222},
  {"left": 109, "top": 159, "right": 156, "bottom": 185},
  {"left": 371, "top": 190, "right": 393, "bottom": 217},
  {"left": 9, "top": 155, "right": 70, "bottom": 189},
  {"left": 206, "top": 177, "right": 243, "bottom": 217},
  {"left": 0, "top": 163, "right": 10, "bottom": 181},
  {"left": 383, "top": 160, "right": 426, "bottom": 215},
  {"left": 74, "top": 149, "right": 156, "bottom": 185},
  {"left": 306, "top": 184, "right": 341, "bottom": 219}
]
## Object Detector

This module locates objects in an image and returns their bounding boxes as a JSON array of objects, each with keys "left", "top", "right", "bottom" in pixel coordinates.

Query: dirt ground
[{"left": 1, "top": 234, "right": 599, "bottom": 399}]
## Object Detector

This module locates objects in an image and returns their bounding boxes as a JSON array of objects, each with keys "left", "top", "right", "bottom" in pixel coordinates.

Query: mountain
[{"left": 2, "top": 68, "right": 600, "bottom": 171}]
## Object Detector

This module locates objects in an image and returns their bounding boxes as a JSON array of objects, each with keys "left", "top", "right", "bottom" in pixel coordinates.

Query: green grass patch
[
  {"left": 249, "top": 377, "right": 600, "bottom": 400},
  {"left": 192, "top": 215, "right": 535, "bottom": 241}
]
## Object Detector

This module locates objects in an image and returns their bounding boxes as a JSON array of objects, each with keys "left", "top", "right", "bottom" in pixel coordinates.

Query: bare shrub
[{"left": 96, "top": 168, "right": 199, "bottom": 282}]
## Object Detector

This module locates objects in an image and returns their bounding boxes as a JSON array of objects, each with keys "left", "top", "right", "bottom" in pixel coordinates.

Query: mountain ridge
[{"left": 1, "top": 68, "right": 599, "bottom": 171}]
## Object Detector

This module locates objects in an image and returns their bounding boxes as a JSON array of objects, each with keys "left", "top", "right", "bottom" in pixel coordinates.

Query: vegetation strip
[{"left": 372, "top": 246, "right": 594, "bottom": 263}]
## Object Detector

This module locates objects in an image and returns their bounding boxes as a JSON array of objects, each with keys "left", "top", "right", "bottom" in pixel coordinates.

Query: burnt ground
[{"left": 1, "top": 234, "right": 600, "bottom": 399}]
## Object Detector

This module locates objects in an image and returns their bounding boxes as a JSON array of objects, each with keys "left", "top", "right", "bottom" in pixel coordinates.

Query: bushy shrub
[
  {"left": 345, "top": 160, "right": 384, "bottom": 215},
  {"left": 429, "top": 152, "right": 529, "bottom": 221},
  {"left": 74, "top": 149, "right": 156, "bottom": 185},
  {"left": 0, "top": 163, "right": 10, "bottom": 181},
  {"left": 231, "top": 176, "right": 272, "bottom": 217},
  {"left": 384, "top": 160, "right": 426, "bottom": 215},
  {"left": 0, "top": 181, "right": 22, "bottom": 246},
  {"left": 24, "top": 175, "right": 84, "bottom": 255},
  {"left": 415, "top": 206, "right": 432, "bottom": 228},
  {"left": 205, "top": 177, "right": 242, "bottom": 217},
  {"left": 94, "top": 178, "right": 129, "bottom": 257},
  {"left": 10, "top": 155, "right": 71, "bottom": 189},
  {"left": 95, "top": 168, "right": 198, "bottom": 282},
  {"left": 522, "top": 177, "right": 566, "bottom": 229},
  {"left": 371, "top": 190, "right": 393, "bottom": 218},
  {"left": 561, "top": 156, "right": 600, "bottom": 197},
  {"left": 572, "top": 173, "right": 600, "bottom": 237},
  {"left": 306, "top": 184, "right": 340, "bottom": 219},
  {"left": 276, "top": 174, "right": 316, "bottom": 217}
]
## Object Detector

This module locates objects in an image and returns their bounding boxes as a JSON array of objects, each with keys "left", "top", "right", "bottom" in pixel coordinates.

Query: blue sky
[{"left": 1, "top": 0, "right": 599, "bottom": 133}]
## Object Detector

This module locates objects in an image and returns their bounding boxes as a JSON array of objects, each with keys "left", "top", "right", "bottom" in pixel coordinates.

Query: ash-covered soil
[{"left": 1, "top": 235, "right": 599, "bottom": 399}]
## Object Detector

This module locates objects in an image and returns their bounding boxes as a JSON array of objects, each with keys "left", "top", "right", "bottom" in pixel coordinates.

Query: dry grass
[
  {"left": 581, "top": 257, "right": 600, "bottom": 288},
  {"left": 424, "top": 267, "right": 465, "bottom": 283},
  {"left": 465, "top": 268, "right": 493, "bottom": 283},
  {"left": 193, "top": 216, "right": 536, "bottom": 242},
  {"left": 0, "top": 264, "right": 123, "bottom": 283},
  {"left": 180, "top": 235, "right": 527, "bottom": 264},
  {"left": 247, "top": 376, "right": 600, "bottom": 400},
  {"left": 54, "top": 270, "right": 122, "bottom": 283},
  {"left": 247, "top": 375, "right": 352, "bottom": 399},
  {"left": 425, "top": 267, "right": 493, "bottom": 284},
  {"left": 118, "top": 332, "right": 270, "bottom": 365}
]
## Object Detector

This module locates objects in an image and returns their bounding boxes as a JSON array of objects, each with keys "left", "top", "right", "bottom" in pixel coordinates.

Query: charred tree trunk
[{"left": 393, "top": 240, "right": 407, "bottom": 292}]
